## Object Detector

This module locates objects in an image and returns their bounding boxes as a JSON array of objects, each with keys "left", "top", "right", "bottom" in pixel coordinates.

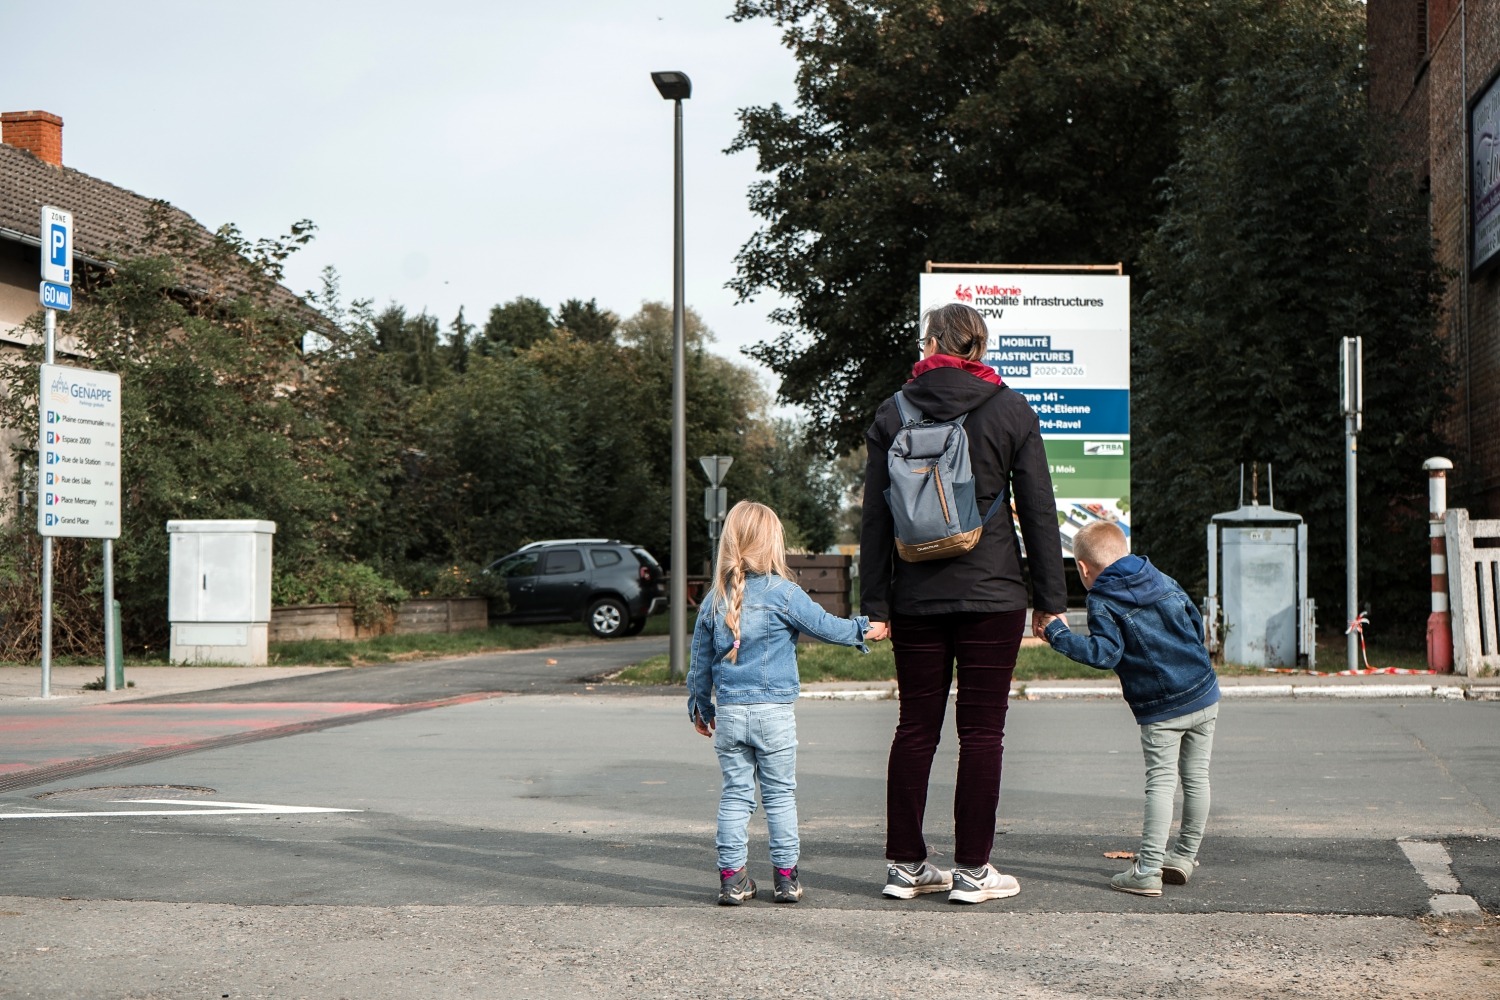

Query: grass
[{"left": 609, "top": 631, "right": 1436, "bottom": 686}]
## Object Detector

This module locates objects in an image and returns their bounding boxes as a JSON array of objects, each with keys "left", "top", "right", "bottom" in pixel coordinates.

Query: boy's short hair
[{"left": 1073, "top": 519, "right": 1130, "bottom": 568}]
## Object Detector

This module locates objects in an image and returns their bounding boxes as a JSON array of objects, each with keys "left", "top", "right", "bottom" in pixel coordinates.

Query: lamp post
[{"left": 652, "top": 70, "right": 691, "bottom": 682}]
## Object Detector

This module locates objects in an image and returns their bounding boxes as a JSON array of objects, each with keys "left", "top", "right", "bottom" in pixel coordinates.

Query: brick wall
[
  {"left": 0, "top": 111, "right": 62, "bottom": 166},
  {"left": 1370, "top": 0, "right": 1500, "bottom": 516}
]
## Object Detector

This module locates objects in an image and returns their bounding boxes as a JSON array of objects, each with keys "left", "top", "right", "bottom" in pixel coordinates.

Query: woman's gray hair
[{"left": 921, "top": 302, "right": 989, "bottom": 361}]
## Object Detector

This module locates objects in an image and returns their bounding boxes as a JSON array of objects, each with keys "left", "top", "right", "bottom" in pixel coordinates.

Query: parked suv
[{"left": 484, "top": 539, "right": 666, "bottom": 638}]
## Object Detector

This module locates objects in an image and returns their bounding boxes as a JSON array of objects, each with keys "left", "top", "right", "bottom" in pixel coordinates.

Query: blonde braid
[{"left": 722, "top": 564, "right": 746, "bottom": 663}]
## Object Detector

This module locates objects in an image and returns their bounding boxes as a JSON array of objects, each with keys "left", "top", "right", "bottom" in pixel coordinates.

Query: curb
[{"left": 802, "top": 684, "right": 1499, "bottom": 702}]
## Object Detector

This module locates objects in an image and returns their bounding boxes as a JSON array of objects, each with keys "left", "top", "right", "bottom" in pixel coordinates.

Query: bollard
[
  {"left": 1423, "top": 457, "right": 1453, "bottom": 673},
  {"left": 110, "top": 599, "right": 124, "bottom": 689}
]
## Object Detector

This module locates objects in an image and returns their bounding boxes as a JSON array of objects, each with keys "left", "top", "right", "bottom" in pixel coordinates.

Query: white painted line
[
  {"left": 1399, "top": 839, "right": 1462, "bottom": 892},
  {"left": 1019, "top": 687, "right": 1116, "bottom": 699},
  {"left": 800, "top": 689, "right": 892, "bottom": 701},
  {"left": 0, "top": 799, "right": 360, "bottom": 820},
  {"left": 1398, "top": 838, "right": 1485, "bottom": 921}
]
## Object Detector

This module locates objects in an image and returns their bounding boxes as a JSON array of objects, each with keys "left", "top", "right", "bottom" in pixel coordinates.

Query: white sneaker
[
  {"left": 882, "top": 861, "right": 953, "bottom": 899},
  {"left": 948, "top": 863, "right": 1020, "bottom": 904}
]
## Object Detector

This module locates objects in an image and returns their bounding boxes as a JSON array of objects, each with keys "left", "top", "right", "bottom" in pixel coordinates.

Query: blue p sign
[{"left": 50, "top": 223, "right": 67, "bottom": 267}]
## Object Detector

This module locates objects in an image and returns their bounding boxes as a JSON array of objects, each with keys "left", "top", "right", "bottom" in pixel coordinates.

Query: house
[
  {"left": 1368, "top": 3, "right": 1500, "bottom": 517},
  {"left": 0, "top": 109, "right": 311, "bottom": 500}
]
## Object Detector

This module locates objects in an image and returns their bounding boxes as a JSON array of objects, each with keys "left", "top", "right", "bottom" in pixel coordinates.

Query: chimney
[{"left": 1, "top": 110, "right": 63, "bottom": 166}]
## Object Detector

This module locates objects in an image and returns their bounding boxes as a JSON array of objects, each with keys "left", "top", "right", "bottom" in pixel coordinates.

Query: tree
[
  {"left": 479, "top": 296, "right": 554, "bottom": 356},
  {"left": 445, "top": 306, "right": 474, "bottom": 374},
  {"left": 556, "top": 298, "right": 620, "bottom": 344},
  {"left": 1132, "top": 3, "right": 1449, "bottom": 634},
  {"left": 729, "top": 0, "right": 1206, "bottom": 450},
  {"left": 373, "top": 305, "right": 443, "bottom": 388}
]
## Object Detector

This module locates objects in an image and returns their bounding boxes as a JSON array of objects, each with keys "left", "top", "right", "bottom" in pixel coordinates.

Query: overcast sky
[{"left": 3, "top": 1, "right": 800, "bottom": 382}]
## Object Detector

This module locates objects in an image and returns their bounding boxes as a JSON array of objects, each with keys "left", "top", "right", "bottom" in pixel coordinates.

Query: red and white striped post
[{"left": 1424, "top": 457, "right": 1454, "bottom": 673}]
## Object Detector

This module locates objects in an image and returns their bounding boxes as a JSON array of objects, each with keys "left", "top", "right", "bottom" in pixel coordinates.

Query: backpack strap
[{"left": 893, "top": 391, "right": 967, "bottom": 427}]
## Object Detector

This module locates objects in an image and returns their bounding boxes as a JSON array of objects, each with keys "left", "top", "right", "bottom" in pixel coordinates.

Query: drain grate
[{"left": 34, "top": 784, "right": 217, "bottom": 802}]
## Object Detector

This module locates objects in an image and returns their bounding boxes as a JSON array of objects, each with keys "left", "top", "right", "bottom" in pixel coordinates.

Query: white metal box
[{"left": 166, "top": 519, "right": 276, "bottom": 664}]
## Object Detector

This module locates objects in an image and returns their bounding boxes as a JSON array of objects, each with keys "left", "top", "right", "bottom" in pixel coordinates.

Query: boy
[{"left": 1034, "top": 520, "right": 1220, "bottom": 896}]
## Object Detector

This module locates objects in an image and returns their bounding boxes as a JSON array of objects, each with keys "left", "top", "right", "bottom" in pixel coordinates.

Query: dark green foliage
[
  {"left": 556, "top": 298, "right": 620, "bottom": 344},
  {"left": 373, "top": 305, "right": 444, "bottom": 388},
  {"left": 479, "top": 296, "right": 554, "bottom": 356},
  {"left": 1132, "top": 3, "right": 1450, "bottom": 634},
  {"left": 730, "top": 0, "right": 1202, "bottom": 451}
]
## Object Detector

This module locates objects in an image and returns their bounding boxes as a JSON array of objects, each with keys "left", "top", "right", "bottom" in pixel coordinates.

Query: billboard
[{"left": 918, "top": 271, "right": 1130, "bottom": 558}]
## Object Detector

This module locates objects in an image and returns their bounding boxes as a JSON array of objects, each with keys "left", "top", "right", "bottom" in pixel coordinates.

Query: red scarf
[{"left": 908, "top": 354, "right": 1003, "bottom": 385}]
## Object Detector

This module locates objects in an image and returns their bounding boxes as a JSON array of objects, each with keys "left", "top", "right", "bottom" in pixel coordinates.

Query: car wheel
[
  {"left": 587, "top": 597, "right": 629, "bottom": 638},
  {"left": 622, "top": 617, "right": 647, "bottom": 637}
]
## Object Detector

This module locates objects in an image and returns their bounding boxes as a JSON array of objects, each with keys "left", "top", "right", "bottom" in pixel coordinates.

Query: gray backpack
[{"left": 885, "top": 391, "right": 1003, "bottom": 562}]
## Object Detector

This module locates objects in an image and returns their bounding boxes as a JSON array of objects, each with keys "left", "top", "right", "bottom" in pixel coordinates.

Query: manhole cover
[{"left": 33, "top": 785, "right": 217, "bottom": 802}]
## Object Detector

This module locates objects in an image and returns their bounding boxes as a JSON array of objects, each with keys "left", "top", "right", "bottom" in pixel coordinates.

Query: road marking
[
  {"left": 0, "top": 799, "right": 360, "bottom": 820},
  {"left": 1397, "top": 838, "right": 1484, "bottom": 922}
]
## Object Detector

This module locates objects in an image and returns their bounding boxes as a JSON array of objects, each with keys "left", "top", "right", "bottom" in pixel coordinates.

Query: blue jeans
[
  {"left": 1137, "top": 703, "right": 1218, "bottom": 873},
  {"left": 714, "top": 703, "right": 799, "bottom": 871}
]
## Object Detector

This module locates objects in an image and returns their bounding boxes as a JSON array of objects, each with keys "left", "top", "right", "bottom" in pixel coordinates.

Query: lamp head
[{"left": 651, "top": 71, "right": 692, "bottom": 101}]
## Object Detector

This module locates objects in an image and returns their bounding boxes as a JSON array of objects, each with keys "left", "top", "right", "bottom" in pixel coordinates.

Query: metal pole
[
  {"left": 669, "top": 96, "right": 687, "bottom": 682},
  {"left": 103, "top": 539, "right": 116, "bottom": 691},
  {"left": 1342, "top": 336, "right": 1361, "bottom": 674},
  {"left": 41, "top": 308, "right": 55, "bottom": 698}
]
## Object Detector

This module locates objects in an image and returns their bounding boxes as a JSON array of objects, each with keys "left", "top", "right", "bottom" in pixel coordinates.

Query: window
[
  {"left": 590, "top": 549, "right": 623, "bottom": 568},
  {"left": 543, "top": 550, "right": 585, "bottom": 575},
  {"left": 496, "top": 554, "right": 539, "bottom": 579}
]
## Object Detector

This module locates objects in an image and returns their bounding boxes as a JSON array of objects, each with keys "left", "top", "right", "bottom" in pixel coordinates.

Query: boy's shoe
[
  {"left": 882, "top": 861, "right": 953, "bottom": 899},
  {"left": 947, "top": 864, "right": 1021, "bottom": 904},
  {"left": 1110, "top": 861, "right": 1164, "bottom": 896},
  {"left": 773, "top": 866, "right": 803, "bottom": 903},
  {"left": 1160, "top": 852, "right": 1199, "bottom": 886},
  {"left": 718, "top": 867, "right": 757, "bottom": 905}
]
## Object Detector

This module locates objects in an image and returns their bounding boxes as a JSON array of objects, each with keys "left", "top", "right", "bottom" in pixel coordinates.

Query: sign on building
[
  {"left": 37, "top": 363, "right": 121, "bottom": 539},
  {"left": 918, "top": 271, "right": 1130, "bottom": 559}
]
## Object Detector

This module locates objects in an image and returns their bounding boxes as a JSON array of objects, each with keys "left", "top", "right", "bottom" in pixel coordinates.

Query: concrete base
[{"left": 170, "top": 622, "right": 269, "bottom": 666}]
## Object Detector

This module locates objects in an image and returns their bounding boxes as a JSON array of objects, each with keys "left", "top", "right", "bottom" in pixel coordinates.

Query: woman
[{"left": 860, "top": 301, "right": 1067, "bottom": 904}]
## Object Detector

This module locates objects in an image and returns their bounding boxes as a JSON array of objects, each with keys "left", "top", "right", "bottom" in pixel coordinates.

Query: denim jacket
[
  {"left": 1043, "top": 555, "right": 1219, "bottom": 725},
  {"left": 687, "top": 573, "right": 870, "bottom": 725}
]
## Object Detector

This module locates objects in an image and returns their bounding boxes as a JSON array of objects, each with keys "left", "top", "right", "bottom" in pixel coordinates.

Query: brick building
[{"left": 1369, "top": 2, "right": 1500, "bottom": 515}]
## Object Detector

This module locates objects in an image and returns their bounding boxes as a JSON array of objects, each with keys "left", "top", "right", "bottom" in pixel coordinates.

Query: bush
[{"left": 272, "top": 561, "right": 408, "bottom": 628}]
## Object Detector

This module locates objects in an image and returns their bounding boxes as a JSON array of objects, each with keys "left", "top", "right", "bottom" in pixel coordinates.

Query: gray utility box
[
  {"left": 167, "top": 519, "right": 276, "bottom": 665},
  {"left": 1204, "top": 502, "right": 1315, "bottom": 669}
]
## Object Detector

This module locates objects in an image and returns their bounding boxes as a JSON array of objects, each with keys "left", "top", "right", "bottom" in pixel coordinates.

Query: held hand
[
  {"left": 693, "top": 711, "right": 715, "bottom": 738},
  {"left": 1031, "top": 612, "right": 1057, "bottom": 639},
  {"left": 864, "top": 621, "right": 890, "bottom": 643}
]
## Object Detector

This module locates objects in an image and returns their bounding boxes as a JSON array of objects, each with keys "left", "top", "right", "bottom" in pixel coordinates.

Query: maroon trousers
[{"left": 885, "top": 610, "right": 1026, "bottom": 869}]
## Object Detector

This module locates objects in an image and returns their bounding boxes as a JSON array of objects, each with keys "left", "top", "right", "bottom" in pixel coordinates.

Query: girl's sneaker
[
  {"left": 882, "top": 861, "right": 952, "bottom": 899},
  {"left": 947, "top": 864, "right": 1020, "bottom": 904},
  {"left": 1110, "top": 861, "right": 1164, "bottom": 896},
  {"left": 773, "top": 866, "right": 803, "bottom": 903},
  {"left": 718, "top": 867, "right": 757, "bottom": 905}
]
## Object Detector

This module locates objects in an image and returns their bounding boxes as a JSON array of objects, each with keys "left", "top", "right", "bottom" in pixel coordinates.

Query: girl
[{"left": 687, "top": 501, "right": 875, "bottom": 905}]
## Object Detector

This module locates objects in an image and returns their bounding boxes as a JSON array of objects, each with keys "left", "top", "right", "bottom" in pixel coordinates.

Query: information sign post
[{"left": 34, "top": 206, "right": 124, "bottom": 697}]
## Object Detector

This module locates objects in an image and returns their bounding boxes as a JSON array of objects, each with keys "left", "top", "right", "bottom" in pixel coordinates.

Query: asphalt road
[{"left": 1, "top": 639, "right": 1497, "bottom": 999}]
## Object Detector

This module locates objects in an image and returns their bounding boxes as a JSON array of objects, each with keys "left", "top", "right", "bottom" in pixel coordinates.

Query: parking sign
[{"left": 40, "top": 206, "right": 72, "bottom": 285}]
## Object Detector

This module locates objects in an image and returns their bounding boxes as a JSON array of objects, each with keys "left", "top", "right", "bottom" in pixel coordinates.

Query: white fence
[{"left": 1445, "top": 509, "right": 1500, "bottom": 676}]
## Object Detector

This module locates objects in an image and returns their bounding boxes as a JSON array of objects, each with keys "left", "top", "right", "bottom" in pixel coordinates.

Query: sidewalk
[
  {"left": 2, "top": 660, "right": 1495, "bottom": 705},
  {"left": 0, "top": 664, "right": 343, "bottom": 703}
]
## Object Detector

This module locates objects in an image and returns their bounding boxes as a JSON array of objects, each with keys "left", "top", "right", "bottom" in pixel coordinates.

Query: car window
[
  {"left": 590, "top": 549, "right": 623, "bottom": 568},
  {"left": 496, "top": 554, "right": 539, "bottom": 578},
  {"left": 542, "top": 549, "right": 585, "bottom": 575}
]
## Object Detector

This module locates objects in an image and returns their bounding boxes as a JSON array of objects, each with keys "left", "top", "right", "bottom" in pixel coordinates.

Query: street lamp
[{"left": 652, "top": 70, "right": 691, "bottom": 681}]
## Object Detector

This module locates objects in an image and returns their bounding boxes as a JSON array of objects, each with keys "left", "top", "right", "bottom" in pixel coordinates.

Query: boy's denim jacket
[
  {"left": 1043, "top": 555, "right": 1219, "bottom": 725},
  {"left": 687, "top": 573, "right": 869, "bottom": 725}
]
